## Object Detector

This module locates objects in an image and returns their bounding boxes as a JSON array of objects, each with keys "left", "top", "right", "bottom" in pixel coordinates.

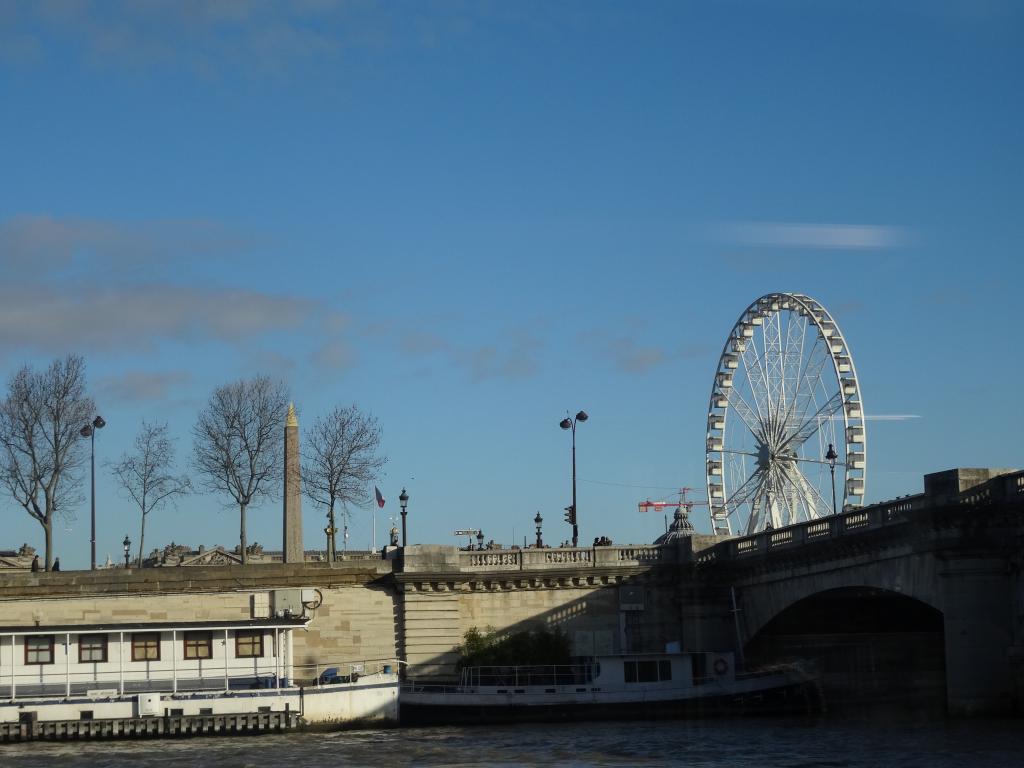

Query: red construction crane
[{"left": 637, "top": 487, "right": 709, "bottom": 514}]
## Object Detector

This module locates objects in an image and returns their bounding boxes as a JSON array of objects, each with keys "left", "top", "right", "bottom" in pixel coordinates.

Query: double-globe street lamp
[
  {"left": 80, "top": 415, "right": 106, "bottom": 570},
  {"left": 399, "top": 488, "right": 409, "bottom": 547},
  {"left": 826, "top": 443, "right": 839, "bottom": 516},
  {"left": 559, "top": 410, "right": 588, "bottom": 548}
]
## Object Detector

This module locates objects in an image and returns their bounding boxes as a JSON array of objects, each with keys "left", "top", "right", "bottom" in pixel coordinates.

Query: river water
[{"left": 2, "top": 716, "right": 1022, "bottom": 767}]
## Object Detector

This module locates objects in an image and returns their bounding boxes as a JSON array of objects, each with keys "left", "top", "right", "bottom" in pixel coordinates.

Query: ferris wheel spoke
[
  {"left": 722, "top": 388, "right": 764, "bottom": 441},
  {"left": 787, "top": 313, "right": 810, "bottom": 411},
  {"left": 726, "top": 466, "right": 768, "bottom": 512},
  {"left": 792, "top": 455, "right": 845, "bottom": 467},
  {"left": 784, "top": 462, "right": 833, "bottom": 520},
  {"left": 772, "top": 463, "right": 806, "bottom": 525},
  {"left": 763, "top": 312, "right": 784, "bottom": 428},
  {"left": 784, "top": 333, "right": 828, "bottom": 436},
  {"left": 780, "top": 391, "right": 843, "bottom": 452},
  {"left": 721, "top": 449, "right": 759, "bottom": 458},
  {"left": 738, "top": 338, "right": 772, "bottom": 424},
  {"left": 744, "top": 475, "right": 770, "bottom": 534}
]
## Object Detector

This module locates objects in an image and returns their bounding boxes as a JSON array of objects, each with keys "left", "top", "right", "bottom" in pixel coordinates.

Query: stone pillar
[
  {"left": 283, "top": 403, "right": 304, "bottom": 563},
  {"left": 940, "top": 556, "right": 1013, "bottom": 714}
]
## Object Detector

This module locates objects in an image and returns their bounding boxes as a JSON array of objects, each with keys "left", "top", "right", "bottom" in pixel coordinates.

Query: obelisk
[{"left": 283, "top": 402, "right": 304, "bottom": 563}]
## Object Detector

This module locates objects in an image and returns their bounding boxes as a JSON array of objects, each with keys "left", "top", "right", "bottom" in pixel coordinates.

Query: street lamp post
[
  {"left": 122, "top": 535, "right": 131, "bottom": 568},
  {"left": 534, "top": 511, "right": 543, "bottom": 548},
  {"left": 826, "top": 443, "right": 839, "bottom": 515},
  {"left": 399, "top": 488, "right": 409, "bottom": 547},
  {"left": 476, "top": 531, "right": 485, "bottom": 551},
  {"left": 80, "top": 415, "right": 106, "bottom": 570},
  {"left": 325, "top": 511, "right": 338, "bottom": 563},
  {"left": 559, "top": 410, "right": 588, "bottom": 548}
]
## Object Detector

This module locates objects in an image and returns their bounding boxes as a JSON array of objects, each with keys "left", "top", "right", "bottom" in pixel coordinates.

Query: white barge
[
  {"left": 400, "top": 652, "right": 817, "bottom": 725},
  {"left": 0, "top": 619, "right": 399, "bottom": 741}
]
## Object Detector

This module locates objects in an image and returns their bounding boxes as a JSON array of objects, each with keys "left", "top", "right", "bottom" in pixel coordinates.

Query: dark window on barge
[
  {"left": 624, "top": 659, "right": 671, "bottom": 683},
  {"left": 183, "top": 631, "right": 213, "bottom": 660},
  {"left": 235, "top": 629, "right": 263, "bottom": 658},
  {"left": 78, "top": 634, "right": 108, "bottom": 663},
  {"left": 132, "top": 633, "right": 161, "bottom": 662},
  {"left": 25, "top": 635, "right": 55, "bottom": 665}
]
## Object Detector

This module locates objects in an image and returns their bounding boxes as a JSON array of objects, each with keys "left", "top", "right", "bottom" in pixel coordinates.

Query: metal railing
[
  {"left": 456, "top": 662, "right": 597, "bottom": 688},
  {"left": 0, "top": 670, "right": 287, "bottom": 703},
  {"left": 304, "top": 658, "right": 398, "bottom": 687},
  {"left": 1, "top": 658, "right": 397, "bottom": 703}
]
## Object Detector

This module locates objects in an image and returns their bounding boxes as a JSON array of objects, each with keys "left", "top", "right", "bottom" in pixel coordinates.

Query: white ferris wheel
[{"left": 705, "top": 293, "right": 866, "bottom": 535}]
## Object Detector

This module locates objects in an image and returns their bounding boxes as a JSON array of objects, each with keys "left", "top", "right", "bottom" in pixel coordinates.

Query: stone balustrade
[
  {"left": 454, "top": 544, "right": 672, "bottom": 572},
  {"left": 709, "top": 468, "right": 1024, "bottom": 565}
]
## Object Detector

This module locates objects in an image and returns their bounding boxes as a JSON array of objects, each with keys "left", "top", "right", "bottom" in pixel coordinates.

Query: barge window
[
  {"left": 79, "top": 634, "right": 108, "bottom": 663},
  {"left": 183, "top": 631, "right": 213, "bottom": 660},
  {"left": 25, "top": 635, "right": 55, "bottom": 665},
  {"left": 659, "top": 660, "right": 671, "bottom": 680},
  {"left": 624, "top": 659, "right": 669, "bottom": 683},
  {"left": 132, "top": 633, "right": 161, "bottom": 662},
  {"left": 235, "top": 629, "right": 263, "bottom": 658}
]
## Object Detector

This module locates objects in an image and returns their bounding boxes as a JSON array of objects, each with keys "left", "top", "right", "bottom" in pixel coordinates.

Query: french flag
[{"left": 375, "top": 486, "right": 385, "bottom": 508}]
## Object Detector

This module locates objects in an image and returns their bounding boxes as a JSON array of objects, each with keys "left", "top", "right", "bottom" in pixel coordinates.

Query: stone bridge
[
  {"left": 0, "top": 468, "right": 1019, "bottom": 716},
  {"left": 694, "top": 468, "right": 1024, "bottom": 714}
]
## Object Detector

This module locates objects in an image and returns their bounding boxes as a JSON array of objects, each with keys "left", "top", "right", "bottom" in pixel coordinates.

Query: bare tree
[
  {"left": 192, "top": 376, "right": 289, "bottom": 565},
  {"left": 302, "top": 404, "right": 387, "bottom": 561},
  {"left": 110, "top": 421, "right": 192, "bottom": 566},
  {"left": 0, "top": 355, "right": 94, "bottom": 569}
]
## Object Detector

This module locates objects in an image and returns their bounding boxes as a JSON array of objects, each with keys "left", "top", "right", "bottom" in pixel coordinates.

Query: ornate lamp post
[
  {"left": 399, "top": 488, "right": 409, "bottom": 547},
  {"left": 80, "top": 415, "right": 106, "bottom": 570},
  {"left": 122, "top": 535, "right": 131, "bottom": 568},
  {"left": 826, "top": 443, "right": 839, "bottom": 515},
  {"left": 325, "top": 512, "right": 338, "bottom": 563},
  {"left": 534, "top": 511, "right": 543, "bottom": 548},
  {"left": 476, "top": 531, "right": 485, "bottom": 551},
  {"left": 559, "top": 410, "right": 588, "bottom": 548}
]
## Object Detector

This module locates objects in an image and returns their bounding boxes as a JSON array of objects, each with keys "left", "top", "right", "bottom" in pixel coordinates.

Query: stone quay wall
[
  {"left": 0, "top": 539, "right": 724, "bottom": 683},
  {"left": 0, "top": 561, "right": 401, "bottom": 682}
]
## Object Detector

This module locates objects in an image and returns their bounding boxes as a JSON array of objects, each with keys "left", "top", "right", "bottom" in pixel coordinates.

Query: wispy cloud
[
  {"left": 312, "top": 340, "right": 356, "bottom": 370},
  {"left": 96, "top": 370, "right": 192, "bottom": 403},
  {"left": 0, "top": 214, "right": 316, "bottom": 356},
  {"left": 717, "top": 222, "right": 911, "bottom": 250},
  {"left": 578, "top": 326, "right": 710, "bottom": 374},
  {"left": 0, "top": 283, "right": 313, "bottom": 352},
  {"left": 0, "top": 1, "right": 500, "bottom": 79},
  {"left": 394, "top": 324, "right": 544, "bottom": 381},
  {"left": 0, "top": 215, "right": 259, "bottom": 278}
]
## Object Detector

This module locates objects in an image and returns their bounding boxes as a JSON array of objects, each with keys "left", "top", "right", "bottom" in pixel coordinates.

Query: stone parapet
[
  {"left": 401, "top": 537, "right": 728, "bottom": 576},
  {"left": 0, "top": 560, "right": 394, "bottom": 602}
]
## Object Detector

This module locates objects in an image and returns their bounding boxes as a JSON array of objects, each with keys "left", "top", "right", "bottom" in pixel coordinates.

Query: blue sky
[{"left": 1, "top": 1, "right": 1021, "bottom": 567}]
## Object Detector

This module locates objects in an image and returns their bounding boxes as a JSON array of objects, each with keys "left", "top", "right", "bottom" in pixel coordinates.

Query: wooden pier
[{"left": 0, "top": 710, "right": 297, "bottom": 742}]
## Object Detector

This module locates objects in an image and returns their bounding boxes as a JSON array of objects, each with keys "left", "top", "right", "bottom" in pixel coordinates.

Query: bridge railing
[
  {"left": 457, "top": 544, "right": 672, "bottom": 571},
  {"left": 718, "top": 494, "right": 929, "bottom": 561}
]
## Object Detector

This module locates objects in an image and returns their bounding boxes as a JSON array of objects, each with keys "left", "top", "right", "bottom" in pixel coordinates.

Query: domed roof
[{"left": 654, "top": 506, "right": 695, "bottom": 545}]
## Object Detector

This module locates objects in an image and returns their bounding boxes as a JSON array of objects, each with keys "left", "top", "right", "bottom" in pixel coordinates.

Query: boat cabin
[{"left": 0, "top": 619, "right": 307, "bottom": 701}]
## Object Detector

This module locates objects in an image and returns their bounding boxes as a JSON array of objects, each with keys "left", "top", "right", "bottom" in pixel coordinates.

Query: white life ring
[{"left": 713, "top": 658, "right": 728, "bottom": 676}]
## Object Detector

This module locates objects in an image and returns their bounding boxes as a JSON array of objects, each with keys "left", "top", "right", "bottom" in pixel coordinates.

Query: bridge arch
[
  {"left": 744, "top": 585, "right": 947, "bottom": 711},
  {"left": 736, "top": 551, "right": 945, "bottom": 642}
]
